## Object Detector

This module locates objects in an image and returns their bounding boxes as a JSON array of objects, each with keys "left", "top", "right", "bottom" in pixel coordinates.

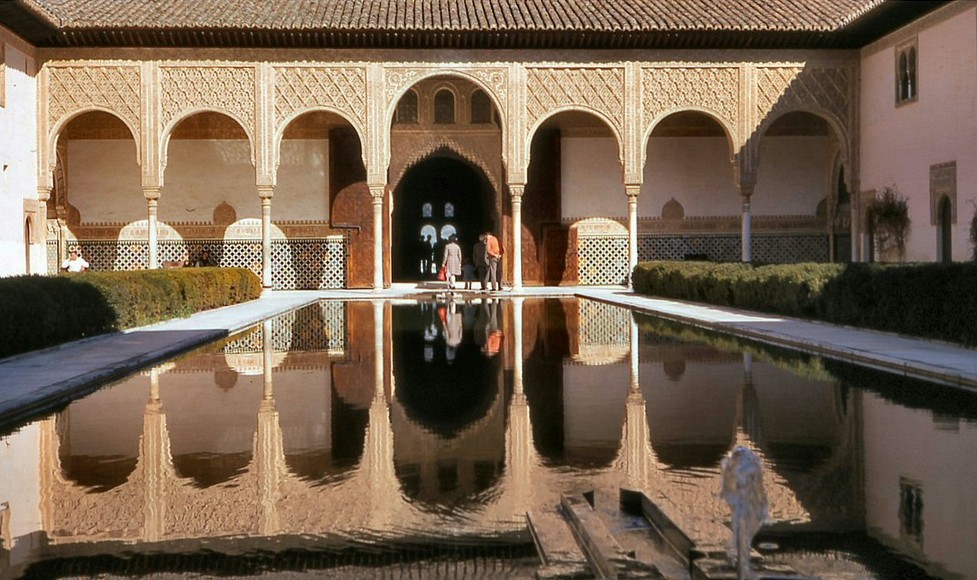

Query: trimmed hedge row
[
  {"left": 633, "top": 261, "right": 977, "bottom": 346},
  {"left": 0, "top": 268, "right": 261, "bottom": 359}
]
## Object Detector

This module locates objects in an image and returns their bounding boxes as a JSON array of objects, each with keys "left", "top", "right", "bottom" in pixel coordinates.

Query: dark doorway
[
  {"left": 393, "top": 156, "right": 493, "bottom": 281},
  {"left": 938, "top": 195, "right": 952, "bottom": 263}
]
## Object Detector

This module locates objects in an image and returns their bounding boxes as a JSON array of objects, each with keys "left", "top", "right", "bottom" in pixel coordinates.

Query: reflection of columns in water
[
  {"left": 141, "top": 365, "right": 171, "bottom": 542},
  {"left": 622, "top": 315, "right": 655, "bottom": 491},
  {"left": 365, "top": 300, "right": 400, "bottom": 528},
  {"left": 255, "top": 319, "right": 284, "bottom": 535},
  {"left": 737, "top": 352, "right": 765, "bottom": 449},
  {"left": 629, "top": 314, "right": 640, "bottom": 392},
  {"left": 512, "top": 297, "right": 524, "bottom": 396},
  {"left": 505, "top": 297, "right": 533, "bottom": 514}
]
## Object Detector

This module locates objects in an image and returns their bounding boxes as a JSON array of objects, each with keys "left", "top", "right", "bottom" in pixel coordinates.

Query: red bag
[{"left": 438, "top": 266, "right": 447, "bottom": 281}]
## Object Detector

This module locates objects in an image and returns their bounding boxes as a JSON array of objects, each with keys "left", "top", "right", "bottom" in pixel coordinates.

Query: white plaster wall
[
  {"left": 860, "top": 5, "right": 977, "bottom": 261},
  {"left": 641, "top": 137, "right": 739, "bottom": 217},
  {"left": 564, "top": 136, "right": 830, "bottom": 221},
  {"left": 163, "top": 140, "right": 259, "bottom": 222},
  {"left": 754, "top": 136, "right": 833, "bottom": 216},
  {"left": 66, "top": 140, "right": 143, "bottom": 222},
  {"left": 276, "top": 139, "right": 329, "bottom": 221},
  {"left": 0, "top": 38, "right": 38, "bottom": 276},
  {"left": 68, "top": 138, "right": 329, "bottom": 225},
  {"left": 862, "top": 391, "right": 977, "bottom": 578},
  {"left": 0, "top": 423, "right": 43, "bottom": 572},
  {"left": 561, "top": 137, "right": 626, "bottom": 219}
]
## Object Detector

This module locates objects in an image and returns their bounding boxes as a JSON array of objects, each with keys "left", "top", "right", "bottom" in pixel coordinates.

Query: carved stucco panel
[
  {"left": 275, "top": 66, "right": 367, "bottom": 132},
  {"left": 526, "top": 67, "right": 624, "bottom": 133},
  {"left": 755, "top": 65, "right": 851, "bottom": 129},
  {"left": 384, "top": 66, "right": 508, "bottom": 117},
  {"left": 160, "top": 66, "right": 256, "bottom": 136},
  {"left": 47, "top": 65, "right": 142, "bottom": 137},
  {"left": 642, "top": 66, "right": 739, "bottom": 132}
]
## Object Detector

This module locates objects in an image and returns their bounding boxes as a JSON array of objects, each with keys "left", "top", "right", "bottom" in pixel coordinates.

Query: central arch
[{"left": 392, "top": 155, "right": 495, "bottom": 281}]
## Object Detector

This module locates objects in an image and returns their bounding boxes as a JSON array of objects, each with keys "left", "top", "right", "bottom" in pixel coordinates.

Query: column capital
[
  {"left": 508, "top": 183, "right": 525, "bottom": 198},
  {"left": 258, "top": 185, "right": 275, "bottom": 200},
  {"left": 368, "top": 183, "right": 386, "bottom": 201},
  {"left": 625, "top": 184, "right": 642, "bottom": 199},
  {"left": 37, "top": 186, "right": 52, "bottom": 202},
  {"left": 142, "top": 186, "right": 161, "bottom": 201},
  {"left": 737, "top": 182, "right": 755, "bottom": 199}
]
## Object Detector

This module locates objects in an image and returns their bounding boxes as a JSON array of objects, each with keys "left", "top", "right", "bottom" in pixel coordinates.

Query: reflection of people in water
[
  {"left": 479, "top": 299, "right": 503, "bottom": 357},
  {"left": 444, "top": 301, "right": 463, "bottom": 349}
]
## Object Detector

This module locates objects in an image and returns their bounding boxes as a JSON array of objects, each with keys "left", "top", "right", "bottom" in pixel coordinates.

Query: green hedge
[
  {"left": 0, "top": 268, "right": 261, "bottom": 359},
  {"left": 633, "top": 261, "right": 977, "bottom": 346}
]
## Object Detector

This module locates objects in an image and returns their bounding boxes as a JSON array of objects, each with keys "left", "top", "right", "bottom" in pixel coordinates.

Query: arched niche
[
  {"left": 525, "top": 109, "right": 623, "bottom": 285},
  {"left": 642, "top": 110, "right": 738, "bottom": 220}
]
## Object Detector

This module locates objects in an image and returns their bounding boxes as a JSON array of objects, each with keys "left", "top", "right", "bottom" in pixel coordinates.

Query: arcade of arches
[{"left": 41, "top": 58, "right": 859, "bottom": 289}]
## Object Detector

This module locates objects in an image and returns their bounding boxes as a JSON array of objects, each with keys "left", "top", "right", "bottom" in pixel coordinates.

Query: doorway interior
[{"left": 392, "top": 156, "right": 495, "bottom": 282}]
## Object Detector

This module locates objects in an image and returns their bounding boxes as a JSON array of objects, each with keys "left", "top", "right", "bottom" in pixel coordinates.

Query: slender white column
[
  {"left": 509, "top": 185, "right": 524, "bottom": 290},
  {"left": 739, "top": 185, "right": 754, "bottom": 263},
  {"left": 144, "top": 187, "right": 160, "bottom": 269},
  {"left": 258, "top": 187, "right": 274, "bottom": 289},
  {"left": 625, "top": 185, "right": 640, "bottom": 286},
  {"left": 369, "top": 185, "right": 385, "bottom": 291}
]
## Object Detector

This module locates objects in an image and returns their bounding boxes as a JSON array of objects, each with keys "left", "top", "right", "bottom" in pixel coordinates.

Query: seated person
[
  {"left": 61, "top": 250, "right": 89, "bottom": 273},
  {"left": 190, "top": 249, "right": 217, "bottom": 267}
]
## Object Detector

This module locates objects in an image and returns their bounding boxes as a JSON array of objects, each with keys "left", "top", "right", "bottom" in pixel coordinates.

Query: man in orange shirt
[{"left": 483, "top": 230, "right": 502, "bottom": 291}]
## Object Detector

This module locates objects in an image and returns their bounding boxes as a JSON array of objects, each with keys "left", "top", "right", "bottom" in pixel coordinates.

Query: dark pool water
[{"left": 1, "top": 297, "right": 974, "bottom": 579}]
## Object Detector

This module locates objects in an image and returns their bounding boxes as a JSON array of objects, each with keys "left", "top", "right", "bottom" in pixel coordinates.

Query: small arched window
[
  {"left": 896, "top": 43, "right": 918, "bottom": 104},
  {"left": 434, "top": 90, "right": 455, "bottom": 124},
  {"left": 422, "top": 202, "right": 433, "bottom": 217},
  {"left": 470, "top": 90, "right": 493, "bottom": 124},
  {"left": 394, "top": 90, "right": 418, "bottom": 124}
]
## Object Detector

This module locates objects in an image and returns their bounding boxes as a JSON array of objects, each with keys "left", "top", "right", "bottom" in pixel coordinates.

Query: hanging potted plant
[{"left": 867, "top": 186, "right": 911, "bottom": 262}]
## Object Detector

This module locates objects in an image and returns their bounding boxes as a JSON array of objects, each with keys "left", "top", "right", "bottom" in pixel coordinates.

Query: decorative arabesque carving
[
  {"left": 642, "top": 66, "right": 739, "bottom": 129},
  {"left": 160, "top": 66, "right": 256, "bottom": 135},
  {"left": 275, "top": 66, "right": 367, "bottom": 131},
  {"left": 526, "top": 67, "right": 624, "bottom": 132},
  {"left": 47, "top": 66, "right": 142, "bottom": 136},
  {"left": 755, "top": 66, "right": 851, "bottom": 129},
  {"left": 384, "top": 67, "right": 508, "bottom": 119}
]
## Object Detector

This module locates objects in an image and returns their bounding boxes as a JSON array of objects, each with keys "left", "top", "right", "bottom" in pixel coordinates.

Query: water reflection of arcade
[
  {"left": 392, "top": 298, "right": 505, "bottom": 503},
  {"left": 35, "top": 298, "right": 863, "bottom": 568}
]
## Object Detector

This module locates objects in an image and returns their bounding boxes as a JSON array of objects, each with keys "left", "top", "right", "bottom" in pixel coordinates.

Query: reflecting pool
[{"left": 1, "top": 297, "right": 975, "bottom": 578}]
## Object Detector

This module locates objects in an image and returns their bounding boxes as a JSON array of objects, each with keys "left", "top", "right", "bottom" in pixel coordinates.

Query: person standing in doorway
[
  {"left": 441, "top": 234, "right": 463, "bottom": 289},
  {"left": 484, "top": 230, "right": 502, "bottom": 291},
  {"left": 472, "top": 234, "right": 488, "bottom": 290}
]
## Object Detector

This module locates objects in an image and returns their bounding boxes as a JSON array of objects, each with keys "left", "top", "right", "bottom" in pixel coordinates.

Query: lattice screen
[
  {"left": 577, "top": 236, "right": 629, "bottom": 285},
  {"left": 68, "top": 237, "right": 348, "bottom": 290}
]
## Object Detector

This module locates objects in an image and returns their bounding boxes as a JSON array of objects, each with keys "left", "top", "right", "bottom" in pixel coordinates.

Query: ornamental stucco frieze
[
  {"left": 525, "top": 67, "right": 624, "bottom": 134},
  {"left": 274, "top": 65, "right": 368, "bottom": 133},
  {"left": 47, "top": 65, "right": 142, "bottom": 137},
  {"left": 384, "top": 66, "right": 508, "bottom": 117},
  {"left": 642, "top": 66, "right": 739, "bottom": 135},
  {"left": 159, "top": 65, "right": 256, "bottom": 137},
  {"left": 755, "top": 65, "right": 851, "bottom": 131}
]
